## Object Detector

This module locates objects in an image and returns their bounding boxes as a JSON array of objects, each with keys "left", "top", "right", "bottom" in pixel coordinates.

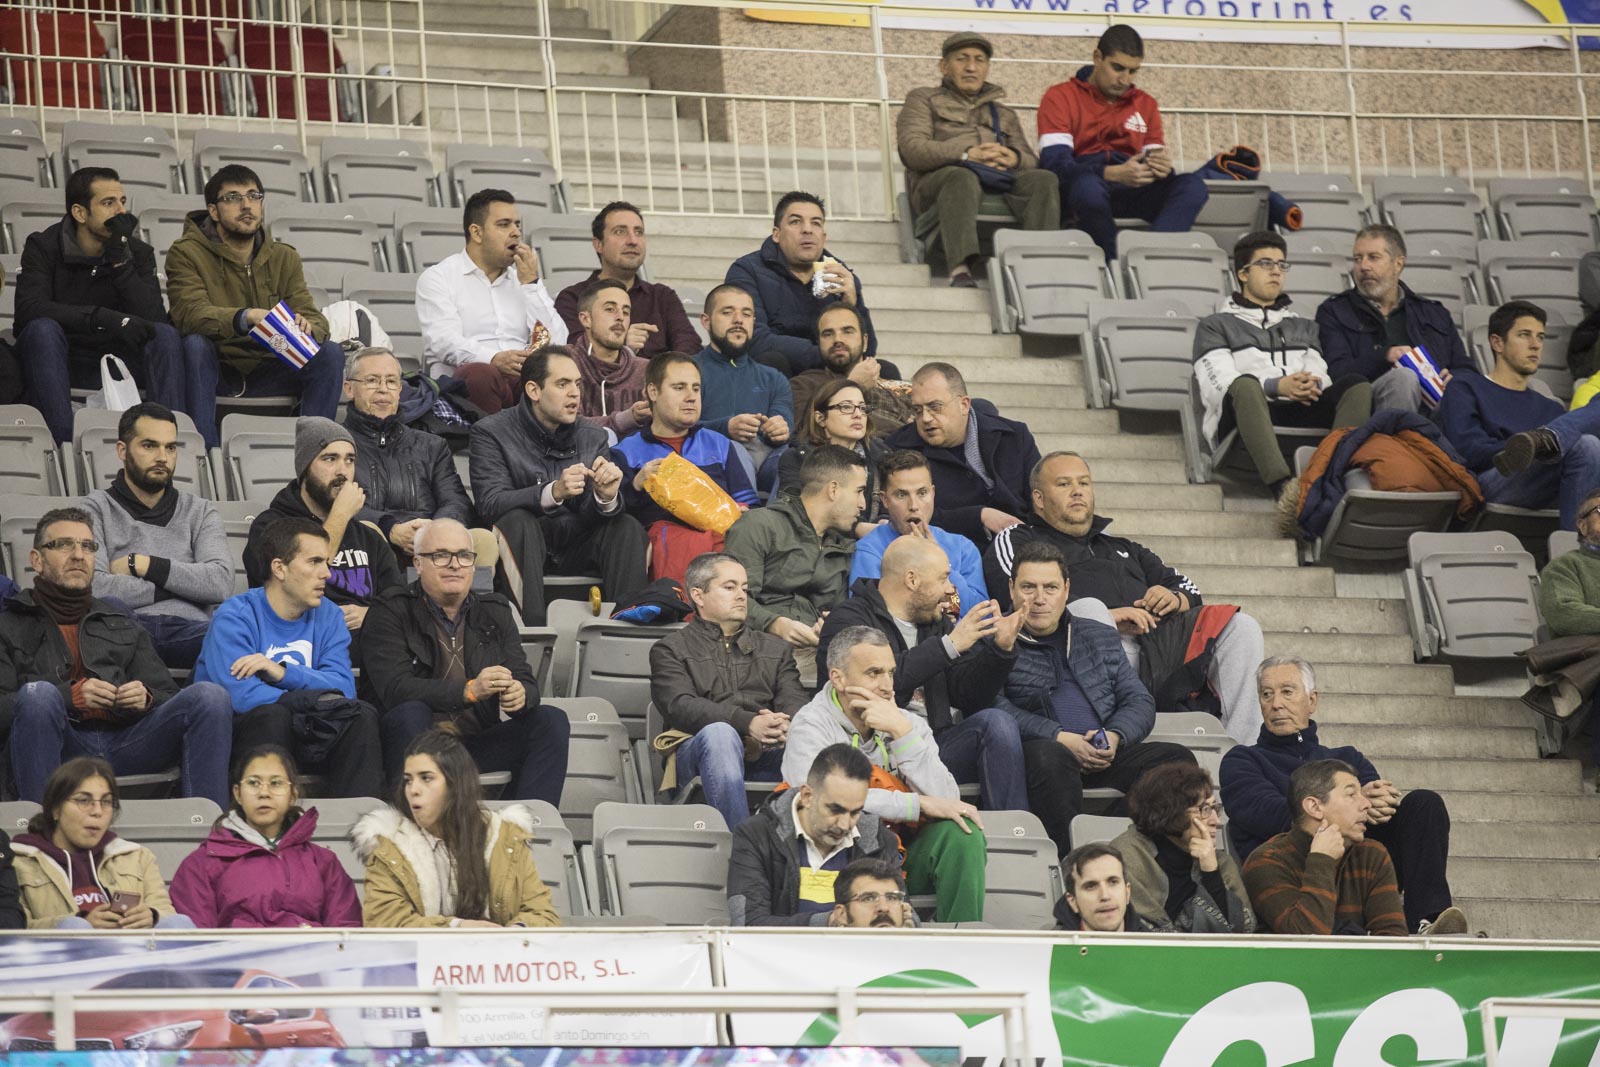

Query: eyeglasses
[
  {"left": 1190, "top": 801, "right": 1223, "bottom": 817},
  {"left": 351, "top": 376, "right": 402, "bottom": 392},
  {"left": 240, "top": 776, "right": 293, "bottom": 794},
  {"left": 909, "top": 400, "right": 948, "bottom": 418},
  {"left": 215, "top": 190, "right": 266, "bottom": 205},
  {"left": 1582, "top": 504, "right": 1600, "bottom": 524},
  {"left": 40, "top": 538, "right": 98, "bottom": 554},
  {"left": 1246, "top": 258, "right": 1292, "bottom": 273},
  {"left": 68, "top": 794, "right": 116, "bottom": 812},
  {"left": 826, "top": 402, "right": 869, "bottom": 415},
  {"left": 418, "top": 549, "right": 478, "bottom": 569},
  {"left": 849, "top": 891, "right": 908, "bottom": 905}
]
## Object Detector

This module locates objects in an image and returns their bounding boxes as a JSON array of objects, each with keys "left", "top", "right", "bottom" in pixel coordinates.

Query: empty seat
[
  {"left": 1119, "top": 231, "right": 1230, "bottom": 318},
  {"left": 1260, "top": 171, "right": 1363, "bottom": 195},
  {"left": 269, "top": 205, "right": 390, "bottom": 291},
  {"left": 236, "top": 24, "right": 345, "bottom": 124},
  {"left": 1399, "top": 254, "right": 1476, "bottom": 318},
  {"left": 988, "top": 228, "right": 1112, "bottom": 405},
  {"left": 530, "top": 219, "right": 602, "bottom": 295},
  {"left": 569, "top": 618, "right": 683, "bottom": 740},
  {"left": 0, "top": 405, "right": 69, "bottom": 495},
  {"left": 548, "top": 696, "right": 645, "bottom": 844},
  {"left": 1068, "top": 813, "right": 1133, "bottom": 847},
  {"left": 133, "top": 191, "right": 199, "bottom": 260},
  {"left": 392, "top": 206, "right": 465, "bottom": 273},
  {"left": 591, "top": 801, "right": 731, "bottom": 924},
  {"left": 220, "top": 412, "right": 297, "bottom": 503},
  {"left": 517, "top": 798, "right": 590, "bottom": 917},
  {"left": 1284, "top": 231, "right": 1353, "bottom": 258},
  {"left": 1404, "top": 531, "right": 1540, "bottom": 660},
  {"left": 1377, "top": 190, "right": 1484, "bottom": 258},
  {"left": 211, "top": 498, "right": 259, "bottom": 594},
  {"left": 0, "top": 494, "right": 80, "bottom": 587},
  {"left": 980, "top": 810, "right": 1062, "bottom": 931},
  {"left": 1087, "top": 298, "right": 1197, "bottom": 412},
  {"left": 60, "top": 121, "right": 185, "bottom": 195},
  {"left": 0, "top": 118, "right": 52, "bottom": 187},
  {"left": 75, "top": 406, "right": 212, "bottom": 499},
  {"left": 116, "top": 797, "right": 224, "bottom": 877},
  {"left": 1479, "top": 241, "right": 1584, "bottom": 324},
  {"left": 1493, "top": 191, "right": 1597, "bottom": 252},
  {"left": 321, "top": 136, "right": 440, "bottom": 216},
  {"left": 1269, "top": 177, "right": 1368, "bottom": 245},
  {"left": 1284, "top": 251, "right": 1350, "bottom": 308},
  {"left": 1191, "top": 181, "right": 1270, "bottom": 252},
  {"left": 0, "top": 252, "right": 18, "bottom": 333},
  {"left": 445, "top": 143, "right": 564, "bottom": 213},
  {"left": 342, "top": 269, "right": 424, "bottom": 377},
  {"left": 1, "top": 188, "right": 67, "bottom": 256},
  {"left": 1550, "top": 529, "right": 1580, "bottom": 560},
  {"left": 1289, "top": 446, "right": 1457, "bottom": 565},
  {"left": 192, "top": 129, "right": 316, "bottom": 203}
]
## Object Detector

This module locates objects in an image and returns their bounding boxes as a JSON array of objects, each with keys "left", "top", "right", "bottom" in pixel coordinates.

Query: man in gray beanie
[{"left": 242, "top": 415, "right": 403, "bottom": 642}]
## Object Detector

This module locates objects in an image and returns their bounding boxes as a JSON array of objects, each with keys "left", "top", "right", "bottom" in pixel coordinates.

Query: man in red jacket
[{"left": 1036, "top": 24, "right": 1208, "bottom": 260}]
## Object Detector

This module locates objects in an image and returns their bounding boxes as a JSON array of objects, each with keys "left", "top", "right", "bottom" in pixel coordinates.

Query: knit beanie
[{"left": 294, "top": 416, "right": 355, "bottom": 476}]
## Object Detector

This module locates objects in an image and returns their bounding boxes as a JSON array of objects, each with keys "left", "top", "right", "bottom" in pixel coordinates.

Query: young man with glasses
[
  {"left": 829, "top": 857, "right": 915, "bottom": 927},
  {"left": 165, "top": 163, "right": 344, "bottom": 449},
  {"left": 0, "top": 508, "right": 233, "bottom": 806},
  {"left": 1193, "top": 230, "right": 1373, "bottom": 498},
  {"left": 358, "top": 518, "right": 569, "bottom": 803}
]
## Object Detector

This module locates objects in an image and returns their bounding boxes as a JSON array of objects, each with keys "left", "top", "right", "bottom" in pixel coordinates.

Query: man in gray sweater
[{"left": 82, "top": 402, "right": 232, "bottom": 667}]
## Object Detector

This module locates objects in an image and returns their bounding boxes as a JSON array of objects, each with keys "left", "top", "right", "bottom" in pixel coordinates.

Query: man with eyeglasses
[
  {"left": 695, "top": 284, "right": 793, "bottom": 482},
  {"left": 166, "top": 163, "right": 345, "bottom": 449},
  {"left": 1193, "top": 230, "right": 1373, "bottom": 498},
  {"left": 358, "top": 518, "right": 570, "bottom": 801},
  {"left": 342, "top": 346, "right": 476, "bottom": 560},
  {"left": 830, "top": 857, "right": 915, "bottom": 927},
  {"left": 0, "top": 507, "right": 233, "bottom": 806}
]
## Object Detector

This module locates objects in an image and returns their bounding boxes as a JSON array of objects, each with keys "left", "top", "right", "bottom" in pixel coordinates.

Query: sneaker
[
  {"left": 949, "top": 271, "right": 978, "bottom": 288},
  {"left": 1417, "top": 906, "right": 1468, "bottom": 936},
  {"left": 1492, "top": 428, "right": 1560, "bottom": 476}
]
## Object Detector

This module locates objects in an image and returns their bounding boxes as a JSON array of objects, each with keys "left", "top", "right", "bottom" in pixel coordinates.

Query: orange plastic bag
[{"left": 642, "top": 452, "right": 744, "bottom": 534}]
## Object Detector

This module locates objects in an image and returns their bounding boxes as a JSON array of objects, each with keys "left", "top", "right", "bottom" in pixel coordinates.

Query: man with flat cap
[{"left": 896, "top": 32, "right": 1059, "bottom": 287}]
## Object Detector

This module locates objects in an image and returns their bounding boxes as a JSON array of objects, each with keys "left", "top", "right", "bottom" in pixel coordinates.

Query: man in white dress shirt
[{"left": 416, "top": 188, "right": 569, "bottom": 414}]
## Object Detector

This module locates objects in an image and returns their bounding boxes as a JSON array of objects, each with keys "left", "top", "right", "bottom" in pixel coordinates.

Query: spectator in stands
[
  {"left": 416, "top": 187, "right": 568, "bottom": 415},
  {"left": 1315, "top": 223, "right": 1475, "bottom": 413},
  {"left": 565, "top": 278, "right": 651, "bottom": 437},
  {"left": 1053, "top": 842, "right": 1149, "bottom": 931},
  {"left": 0, "top": 829, "right": 21, "bottom": 929},
  {"left": 82, "top": 402, "right": 231, "bottom": 668},
  {"left": 1439, "top": 300, "right": 1600, "bottom": 529},
  {"left": 784, "top": 625, "right": 988, "bottom": 922},
  {"left": 725, "top": 445, "right": 865, "bottom": 683},
  {"left": 790, "top": 305, "right": 912, "bottom": 437},
  {"left": 1036, "top": 25, "right": 1207, "bottom": 262},
  {"left": 886, "top": 363, "right": 1041, "bottom": 545},
  {"left": 725, "top": 191, "right": 879, "bottom": 377},
  {"left": 992, "top": 540, "right": 1195, "bottom": 851},
  {"left": 14, "top": 166, "right": 196, "bottom": 444},
  {"left": 613, "top": 352, "right": 759, "bottom": 582},
  {"left": 1, "top": 506, "right": 232, "bottom": 807},
  {"left": 196, "top": 516, "right": 383, "bottom": 799},
  {"left": 649, "top": 553, "right": 806, "bottom": 829},
  {"left": 986, "top": 452, "right": 1266, "bottom": 743},
  {"left": 167, "top": 744, "right": 363, "bottom": 928},
  {"left": 243, "top": 418, "right": 403, "bottom": 642},
  {"left": 830, "top": 856, "right": 914, "bottom": 927},
  {"left": 468, "top": 345, "right": 646, "bottom": 624},
  {"left": 1221, "top": 656, "right": 1463, "bottom": 934},
  {"left": 1242, "top": 759, "right": 1408, "bottom": 936},
  {"left": 165, "top": 164, "right": 343, "bottom": 448},
  {"left": 851, "top": 449, "right": 988, "bottom": 611},
  {"left": 1112, "top": 762, "right": 1255, "bottom": 933},
  {"left": 819, "top": 536, "right": 1029, "bottom": 818},
  {"left": 343, "top": 347, "right": 475, "bottom": 560},
  {"left": 728, "top": 743, "right": 907, "bottom": 926},
  {"left": 554, "top": 201, "right": 701, "bottom": 360},
  {"left": 353, "top": 729, "right": 560, "bottom": 928},
  {"left": 776, "top": 379, "right": 886, "bottom": 536},
  {"left": 360, "top": 518, "right": 570, "bottom": 803},
  {"left": 11, "top": 756, "right": 194, "bottom": 929},
  {"left": 696, "top": 284, "right": 792, "bottom": 480},
  {"left": 1193, "top": 231, "right": 1373, "bottom": 496},
  {"left": 897, "top": 32, "right": 1060, "bottom": 287},
  {"left": 1532, "top": 489, "right": 1600, "bottom": 761}
]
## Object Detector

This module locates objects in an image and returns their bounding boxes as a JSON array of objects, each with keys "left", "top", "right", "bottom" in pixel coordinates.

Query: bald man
[{"left": 818, "top": 535, "right": 1030, "bottom": 814}]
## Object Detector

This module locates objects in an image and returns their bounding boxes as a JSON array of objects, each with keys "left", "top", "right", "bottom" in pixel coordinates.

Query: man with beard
[
  {"left": 790, "top": 305, "right": 912, "bottom": 438},
  {"left": 554, "top": 201, "right": 701, "bottom": 360},
  {"left": 829, "top": 857, "right": 915, "bottom": 927},
  {"left": 1, "top": 507, "right": 233, "bottom": 806},
  {"left": 81, "top": 403, "right": 232, "bottom": 668},
  {"left": 694, "top": 284, "right": 792, "bottom": 477},
  {"left": 1315, "top": 224, "right": 1475, "bottom": 412},
  {"left": 242, "top": 417, "right": 403, "bottom": 649},
  {"left": 165, "top": 164, "right": 344, "bottom": 449},
  {"left": 567, "top": 278, "right": 652, "bottom": 438}
]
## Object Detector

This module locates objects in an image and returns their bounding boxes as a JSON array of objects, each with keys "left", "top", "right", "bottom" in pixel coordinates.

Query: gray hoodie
[
  {"left": 82, "top": 488, "right": 232, "bottom": 622},
  {"left": 781, "top": 682, "right": 959, "bottom": 824}
]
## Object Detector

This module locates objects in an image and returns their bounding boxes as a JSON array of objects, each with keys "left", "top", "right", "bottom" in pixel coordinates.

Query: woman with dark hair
[
  {"left": 353, "top": 729, "right": 559, "bottom": 928},
  {"left": 10, "top": 757, "right": 194, "bottom": 929},
  {"left": 775, "top": 378, "right": 886, "bottom": 537},
  {"left": 1111, "top": 761, "right": 1255, "bottom": 934},
  {"left": 168, "top": 745, "right": 363, "bottom": 928}
]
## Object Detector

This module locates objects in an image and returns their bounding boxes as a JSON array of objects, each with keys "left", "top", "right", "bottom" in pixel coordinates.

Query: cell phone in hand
[
  {"left": 1091, "top": 728, "right": 1110, "bottom": 751},
  {"left": 110, "top": 892, "right": 139, "bottom": 915}
]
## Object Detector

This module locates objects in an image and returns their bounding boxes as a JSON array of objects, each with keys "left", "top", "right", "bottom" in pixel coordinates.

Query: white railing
[{"left": 1479, "top": 997, "right": 1600, "bottom": 1067}]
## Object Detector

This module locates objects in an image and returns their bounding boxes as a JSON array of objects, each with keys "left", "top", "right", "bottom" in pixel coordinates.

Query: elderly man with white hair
[
  {"left": 1218, "top": 654, "right": 1463, "bottom": 935},
  {"left": 357, "top": 517, "right": 570, "bottom": 801}
]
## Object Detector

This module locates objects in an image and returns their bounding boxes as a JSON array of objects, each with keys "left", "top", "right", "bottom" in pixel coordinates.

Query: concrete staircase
[{"left": 650, "top": 211, "right": 1598, "bottom": 941}]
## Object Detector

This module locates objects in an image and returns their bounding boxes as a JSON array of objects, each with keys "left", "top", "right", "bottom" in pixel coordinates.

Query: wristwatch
[{"left": 128, "top": 553, "right": 138, "bottom": 577}]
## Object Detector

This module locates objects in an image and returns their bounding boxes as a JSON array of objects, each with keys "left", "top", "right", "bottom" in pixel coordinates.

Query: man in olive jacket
[
  {"left": 164, "top": 163, "right": 344, "bottom": 448},
  {"left": 896, "top": 32, "right": 1059, "bottom": 286}
]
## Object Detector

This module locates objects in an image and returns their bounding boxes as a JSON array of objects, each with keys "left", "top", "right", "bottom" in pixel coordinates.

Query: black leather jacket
[{"left": 345, "top": 405, "right": 474, "bottom": 533}]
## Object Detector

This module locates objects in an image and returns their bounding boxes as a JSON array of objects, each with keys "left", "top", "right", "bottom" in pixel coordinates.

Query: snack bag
[
  {"left": 642, "top": 452, "right": 743, "bottom": 534},
  {"left": 1398, "top": 345, "right": 1447, "bottom": 407}
]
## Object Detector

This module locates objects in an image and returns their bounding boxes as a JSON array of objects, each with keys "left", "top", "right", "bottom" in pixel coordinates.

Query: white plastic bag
[{"left": 84, "top": 354, "right": 141, "bottom": 411}]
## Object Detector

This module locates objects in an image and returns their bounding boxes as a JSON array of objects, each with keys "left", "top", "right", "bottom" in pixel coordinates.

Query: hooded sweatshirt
[
  {"left": 10, "top": 829, "right": 174, "bottom": 928},
  {"left": 241, "top": 481, "right": 403, "bottom": 606},
  {"left": 569, "top": 333, "right": 650, "bottom": 437},
  {"left": 1192, "top": 294, "right": 1331, "bottom": 444}
]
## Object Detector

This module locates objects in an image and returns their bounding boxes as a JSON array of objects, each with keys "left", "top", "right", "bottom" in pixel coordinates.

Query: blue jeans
[
  {"left": 381, "top": 701, "right": 571, "bottom": 805},
  {"left": 56, "top": 913, "right": 196, "bottom": 929},
  {"left": 1475, "top": 400, "right": 1600, "bottom": 529},
  {"left": 1064, "top": 170, "right": 1210, "bottom": 261},
  {"left": 187, "top": 335, "right": 344, "bottom": 448},
  {"left": 934, "top": 708, "right": 1028, "bottom": 811},
  {"left": 10, "top": 681, "right": 233, "bottom": 807},
  {"left": 17, "top": 318, "right": 192, "bottom": 444},
  {"left": 674, "top": 721, "right": 785, "bottom": 830}
]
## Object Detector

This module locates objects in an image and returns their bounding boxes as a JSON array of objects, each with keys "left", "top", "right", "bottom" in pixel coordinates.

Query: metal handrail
[{"left": 1479, "top": 997, "right": 1600, "bottom": 1067}]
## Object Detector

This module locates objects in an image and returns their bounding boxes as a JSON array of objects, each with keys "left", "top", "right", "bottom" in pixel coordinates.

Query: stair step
[
  {"left": 650, "top": 235, "right": 906, "bottom": 264},
  {"left": 1230, "top": 595, "right": 1408, "bottom": 635},
  {"left": 1319, "top": 722, "right": 1535, "bottom": 759},
  {"left": 1178, "top": 564, "right": 1335, "bottom": 598},
  {"left": 862, "top": 285, "right": 992, "bottom": 312},
  {"left": 1451, "top": 857, "right": 1600, "bottom": 901},
  {"left": 1135, "top": 535, "right": 1300, "bottom": 568},
  {"left": 1451, "top": 820, "right": 1600, "bottom": 860},
  {"left": 1317, "top": 694, "right": 1536, "bottom": 729},
  {"left": 657, "top": 259, "right": 933, "bottom": 288},
  {"left": 645, "top": 215, "right": 902, "bottom": 243},
  {"left": 1438, "top": 789, "right": 1600, "bottom": 822},
  {"left": 1033, "top": 454, "right": 1188, "bottom": 483},
  {"left": 1451, "top": 896, "right": 1598, "bottom": 940},
  {"left": 1375, "top": 757, "right": 1582, "bottom": 794},
  {"left": 1316, "top": 662, "right": 1456, "bottom": 696},
  {"left": 1263, "top": 631, "right": 1413, "bottom": 664},
  {"left": 959, "top": 357, "right": 1100, "bottom": 388},
  {"left": 883, "top": 332, "right": 1023, "bottom": 360},
  {"left": 1039, "top": 432, "right": 1179, "bottom": 461},
  {"left": 1093, "top": 481, "right": 1223, "bottom": 511},
  {"left": 870, "top": 308, "right": 1001, "bottom": 334},
  {"left": 972, "top": 375, "right": 1084, "bottom": 399},
  {"left": 1110, "top": 509, "right": 1283, "bottom": 539}
]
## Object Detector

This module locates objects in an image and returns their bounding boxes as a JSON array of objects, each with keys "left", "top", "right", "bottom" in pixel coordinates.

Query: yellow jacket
[
  {"left": 11, "top": 834, "right": 175, "bottom": 929},
  {"left": 352, "top": 804, "right": 559, "bottom": 928},
  {"left": 1572, "top": 373, "right": 1600, "bottom": 411}
]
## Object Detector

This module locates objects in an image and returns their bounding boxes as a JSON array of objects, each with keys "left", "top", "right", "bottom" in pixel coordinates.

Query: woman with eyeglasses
[
  {"left": 775, "top": 378, "right": 887, "bottom": 538},
  {"left": 10, "top": 757, "right": 195, "bottom": 929},
  {"left": 1110, "top": 761, "right": 1254, "bottom": 934},
  {"left": 168, "top": 745, "right": 362, "bottom": 928}
]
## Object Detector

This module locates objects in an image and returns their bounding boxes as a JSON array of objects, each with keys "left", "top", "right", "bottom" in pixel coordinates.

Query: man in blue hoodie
[{"left": 196, "top": 515, "right": 382, "bottom": 798}]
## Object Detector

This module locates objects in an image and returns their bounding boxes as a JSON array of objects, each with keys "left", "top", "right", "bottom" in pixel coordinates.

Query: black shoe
[{"left": 1493, "top": 428, "right": 1560, "bottom": 476}]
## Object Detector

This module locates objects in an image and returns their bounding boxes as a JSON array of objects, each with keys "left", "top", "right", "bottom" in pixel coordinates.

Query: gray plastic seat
[
  {"left": 980, "top": 810, "right": 1062, "bottom": 931},
  {"left": 569, "top": 617, "right": 684, "bottom": 740},
  {"left": 269, "top": 206, "right": 390, "bottom": 291},
  {"left": 1087, "top": 298, "right": 1196, "bottom": 413},
  {"left": 1479, "top": 242, "right": 1584, "bottom": 324},
  {"left": 305, "top": 796, "right": 384, "bottom": 889},
  {"left": 675, "top": 284, "right": 710, "bottom": 347},
  {"left": 0, "top": 801, "right": 40, "bottom": 833},
  {"left": 1467, "top": 503, "right": 1561, "bottom": 566},
  {"left": 1289, "top": 446, "right": 1458, "bottom": 565},
  {"left": 193, "top": 129, "right": 316, "bottom": 203},
  {"left": 1399, "top": 253, "right": 1477, "bottom": 318},
  {"left": 0, "top": 405, "right": 69, "bottom": 495},
  {"left": 1068, "top": 813, "right": 1132, "bottom": 850},
  {"left": 0, "top": 189, "right": 67, "bottom": 256},
  {"left": 1181, "top": 376, "right": 1323, "bottom": 487},
  {"left": 221, "top": 412, "right": 297, "bottom": 502},
  {"left": 393, "top": 206, "right": 464, "bottom": 273},
  {"left": 342, "top": 269, "right": 424, "bottom": 377},
  {"left": 520, "top": 798, "right": 590, "bottom": 917},
  {"left": 117, "top": 798, "right": 224, "bottom": 878},
  {"left": 445, "top": 143, "right": 564, "bottom": 213},
  {"left": 0, "top": 494, "right": 81, "bottom": 587},
  {"left": 1191, "top": 180, "right": 1270, "bottom": 252},
  {"left": 1550, "top": 529, "right": 1580, "bottom": 560},
  {"left": 1377, "top": 191, "right": 1484, "bottom": 258},
  {"left": 1284, "top": 251, "right": 1350, "bottom": 308},
  {"left": 0, "top": 119, "right": 52, "bottom": 187},
  {"left": 549, "top": 696, "right": 645, "bottom": 844},
  {"left": 1404, "top": 531, "right": 1541, "bottom": 660},
  {"left": 1261, "top": 171, "right": 1363, "bottom": 195},
  {"left": 133, "top": 192, "right": 200, "bottom": 261},
  {"left": 531, "top": 219, "right": 602, "bottom": 295},
  {"left": 1493, "top": 191, "right": 1597, "bottom": 252},
  {"left": 321, "top": 136, "right": 440, "bottom": 215},
  {"left": 74, "top": 407, "right": 212, "bottom": 499},
  {"left": 0, "top": 252, "right": 18, "bottom": 332},
  {"left": 209, "top": 499, "right": 259, "bottom": 595},
  {"left": 591, "top": 801, "right": 731, "bottom": 924},
  {"left": 1119, "top": 231, "right": 1230, "bottom": 318},
  {"left": 60, "top": 122, "right": 185, "bottom": 195},
  {"left": 989, "top": 228, "right": 1111, "bottom": 401},
  {"left": 1276, "top": 186, "right": 1367, "bottom": 245}
]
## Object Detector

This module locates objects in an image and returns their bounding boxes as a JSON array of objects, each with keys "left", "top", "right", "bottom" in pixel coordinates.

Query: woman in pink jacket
[{"left": 169, "top": 745, "right": 363, "bottom": 928}]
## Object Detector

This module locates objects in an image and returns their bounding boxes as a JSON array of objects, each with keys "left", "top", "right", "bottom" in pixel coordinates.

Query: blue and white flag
[{"left": 249, "top": 300, "right": 318, "bottom": 369}]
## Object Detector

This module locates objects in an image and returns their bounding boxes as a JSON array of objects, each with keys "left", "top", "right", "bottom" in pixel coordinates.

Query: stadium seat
[
  {"left": 1478, "top": 240, "right": 1584, "bottom": 324},
  {"left": 1264, "top": 172, "right": 1368, "bottom": 245},
  {"left": 0, "top": 801, "right": 39, "bottom": 833},
  {"left": 1403, "top": 530, "right": 1541, "bottom": 661},
  {"left": 1398, "top": 253, "right": 1477, "bottom": 318},
  {"left": 393, "top": 206, "right": 465, "bottom": 273},
  {"left": 590, "top": 801, "right": 732, "bottom": 924},
  {"left": 0, "top": 405, "right": 70, "bottom": 495},
  {"left": 1492, "top": 190, "right": 1598, "bottom": 252},
  {"left": 1119, "top": 231, "right": 1230, "bottom": 317},
  {"left": 342, "top": 269, "right": 425, "bottom": 376},
  {"left": 74, "top": 406, "right": 213, "bottom": 499},
  {"left": 508, "top": 797, "right": 591, "bottom": 917},
  {"left": 303, "top": 795, "right": 383, "bottom": 889},
  {"left": 988, "top": 229, "right": 1113, "bottom": 399},
  {"left": 1180, "top": 375, "right": 1323, "bottom": 487},
  {"left": 192, "top": 129, "right": 316, "bottom": 203},
  {"left": 548, "top": 696, "right": 646, "bottom": 844},
  {"left": 321, "top": 136, "right": 441, "bottom": 216},
  {"left": 1260, "top": 171, "right": 1363, "bottom": 195},
  {"left": 979, "top": 810, "right": 1062, "bottom": 931},
  {"left": 117, "top": 14, "right": 228, "bottom": 118},
  {"left": 897, "top": 187, "right": 1014, "bottom": 267},
  {"left": 1068, "top": 813, "right": 1132, "bottom": 849},
  {"left": 530, "top": 219, "right": 602, "bottom": 294},
  {"left": 1289, "top": 445, "right": 1457, "bottom": 565},
  {"left": 234, "top": 24, "right": 348, "bottom": 124},
  {"left": 1145, "top": 713, "right": 1238, "bottom": 801},
  {"left": 0, "top": 494, "right": 78, "bottom": 587},
  {"left": 445, "top": 143, "right": 566, "bottom": 213},
  {"left": 210, "top": 499, "right": 259, "bottom": 595},
  {"left": 1283, "top": 250, "right": 1350, "bottom": 308},
  {"left": 1375, "top": 190, "right": 1484, "bottom": 258},
  {"left": 59, "top": 121, "right": 185, "bottom": 195},
  {"left": 268, "top": 205, "right": 391, "bottom": 291},
  {"left": 0, "top": 187, "right": 68, "bottom": 255},
  {"left": 0, "top": 252, "right": 17, "bottom": 337},
  {"left": 1466, "top": 502, "right": 1561, "bottom": 567},
  {"left": 0, "top": 117, "right": 53, "bottom": 187},
  {"left": 1549, "top": 529, "right": 1579, "bottom": 560},
  {"left": 220, "top": 412, "right": 296, "bottom": 502},
  {"left": 569, "top": 617, "right": 683, "bottom": 741},
  {"left": 1086, "top": 298, "right": 1197, "bottom": 412},
  {"left": 133, "top": 191, "right": 200, "bottom": 261},
  {"left": 117, "top": 797, "right": 224, "bottom": 877},
  {"left": 1192, "top": 180, "right": 1270, "bottom": 252}
]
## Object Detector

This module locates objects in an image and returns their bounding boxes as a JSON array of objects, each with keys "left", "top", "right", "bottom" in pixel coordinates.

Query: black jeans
[
  {"left": 1023, "top": 738, "right": 1197, "bottom": 856},
  {"left": 1365, "top": 788, "right": 1453, "bottom": 931},
  {"left": 233, "top": 701, "right": 384, "bottom": 799},
  {"left": 380, "top": 701, "right": 571, "bottom": 805},
  {"left": 495, "top": 508, "right": 648, "bottom": 625}
]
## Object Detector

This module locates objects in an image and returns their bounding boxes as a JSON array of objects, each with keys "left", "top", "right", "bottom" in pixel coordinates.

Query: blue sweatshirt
[
  {"left": 1437, "top": 372, "right": 1564, "bottom": 473},
  {"left": 849, "top": 522, "right": 988, "bottom": 612},
  {"left": 195, "top": 588, "right": 356, "bottom": 712},
  {"left": 611, "top": 425, "right": 759, "bottom": 529},
  {"left": 1218, "top": 720, "right": 1380, "bottom": 859},
  {"left": 693, "top": 344, "right": 794, "bottom": 442}
]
